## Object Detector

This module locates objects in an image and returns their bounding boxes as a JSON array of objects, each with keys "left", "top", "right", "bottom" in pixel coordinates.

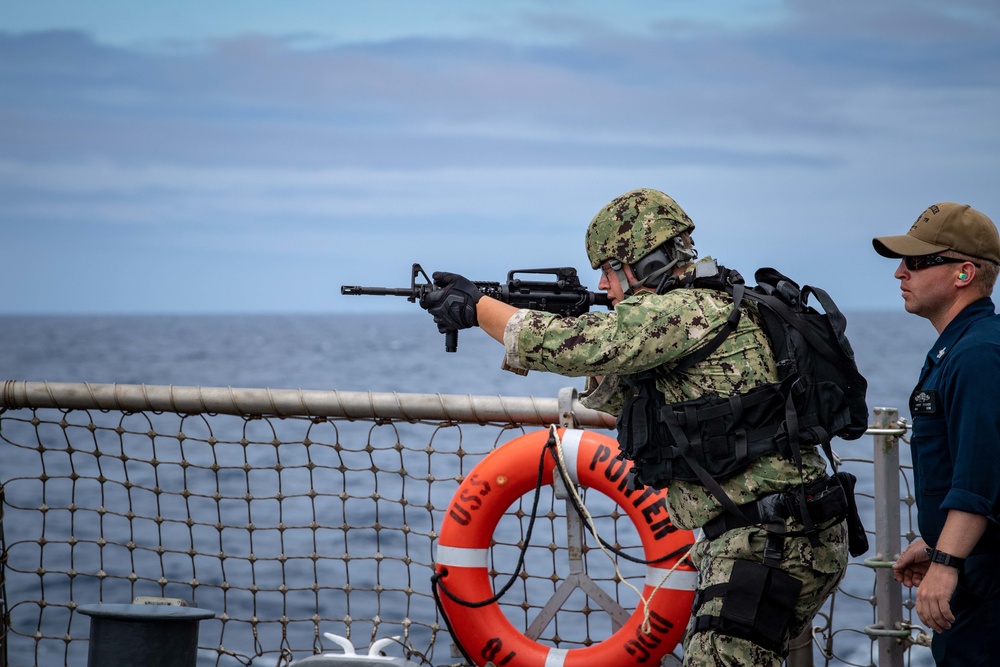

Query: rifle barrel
[{"left": 340, "top": 286, "right": 419, "bottom": 297}]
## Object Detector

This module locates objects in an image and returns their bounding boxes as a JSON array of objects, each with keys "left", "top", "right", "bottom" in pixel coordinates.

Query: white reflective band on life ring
[
  {"left": 646, "top": 566, "right": 699, "bottom": 591},
  {"left": 559, "top": 429, "right": 584, "bottom": 485},
  {"left": 435, "top": 546, "right": 489, "bottom": 569},
  {"left": 544, "top": 647, "right": 568, "bottom": 667}
]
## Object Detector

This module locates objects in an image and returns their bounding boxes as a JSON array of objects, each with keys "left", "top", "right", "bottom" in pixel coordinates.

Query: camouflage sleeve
[
  {"left": 503, "top": 289, "right": 735, "bottom": 378},
  {"left": 578, "top": 374, "right": 630, "bottom": 415},
  {"left": 502, "top": 309, "right": 532, "bottom": 373}
]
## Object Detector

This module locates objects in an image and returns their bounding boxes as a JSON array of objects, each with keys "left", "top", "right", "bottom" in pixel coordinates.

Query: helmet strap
[{"left": 607, "top": 259, "right": 635, "bottom": 298}]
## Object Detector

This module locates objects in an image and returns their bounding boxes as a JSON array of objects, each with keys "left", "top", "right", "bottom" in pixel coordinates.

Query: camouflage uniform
[{"left": 503, "top": 259, "right": 848, "bottom": 665}]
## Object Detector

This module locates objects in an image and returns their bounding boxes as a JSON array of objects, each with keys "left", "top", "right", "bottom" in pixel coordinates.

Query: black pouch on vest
[
  {"left": 802, "top": 477, "right": 849, "bottom": 523},
  {"left": 719, "top": 559, "right": 802, "bottom": 654},
  {"left": 616, "top": 377, "right": 673, "bottom": 488},
  {"left": 835, "top": 471, "right": 869, "bottom": 557}
]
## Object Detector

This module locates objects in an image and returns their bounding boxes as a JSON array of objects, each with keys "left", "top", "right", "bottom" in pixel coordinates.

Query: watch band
[{"left": 925, "top": 547, "right": 966, "bottom": 569}]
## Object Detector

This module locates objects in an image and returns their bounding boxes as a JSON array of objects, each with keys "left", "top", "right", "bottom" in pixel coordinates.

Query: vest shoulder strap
[{"left": 657, "top": 261, "right": 746, "bottom": 374}]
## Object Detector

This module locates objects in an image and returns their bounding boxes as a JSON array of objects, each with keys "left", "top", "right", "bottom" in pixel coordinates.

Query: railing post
[
  {"left": 785, "top": 627, "right": 814, "bottom": 667},
  {"left": 871, "top": 407, "right": 905, "bottom": 667},
  {"left": 1, "top": 484, "right": 7, "bottom": 667}
]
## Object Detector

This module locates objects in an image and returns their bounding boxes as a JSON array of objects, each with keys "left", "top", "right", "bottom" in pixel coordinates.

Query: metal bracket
[{"left": 527, "top": 387, "right": 630, "bottom": 639}]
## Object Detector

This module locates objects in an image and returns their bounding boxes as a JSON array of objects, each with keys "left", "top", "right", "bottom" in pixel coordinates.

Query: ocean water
[
  {"left": 0, "top": 310, "right": 935, "bottom": 411},
  {"left": 0, "top": 311, "right": 938, "bottom": 665}
]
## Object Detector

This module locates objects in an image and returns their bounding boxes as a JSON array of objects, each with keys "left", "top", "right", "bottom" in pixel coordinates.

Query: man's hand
[
  {"left": 915, "top": 564, "right": 959, "bottom": 633},
  {"left": 893, "top": 537, "right": 959, "bottom": 632},
  {"left": 419, "top": 271, "right": 483, "bottom": 332},
  {"left": 893, "top": 538, "right": 930, "bottom": 587}
]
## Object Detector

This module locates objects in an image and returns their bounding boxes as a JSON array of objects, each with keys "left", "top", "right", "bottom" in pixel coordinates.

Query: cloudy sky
[{"left": 3, "top": 0, "right": 998, "bottom": 314}]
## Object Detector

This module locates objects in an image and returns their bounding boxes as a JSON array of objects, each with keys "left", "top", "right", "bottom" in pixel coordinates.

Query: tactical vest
[
  {"left": 616, "top": 262, "right": 869, "bottom": 509},
  {"left": 615, "top": 263, "right": 871, "bottom": 653}
]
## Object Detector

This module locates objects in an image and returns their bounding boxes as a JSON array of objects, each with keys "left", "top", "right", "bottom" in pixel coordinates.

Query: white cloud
[{"left": 1, "top": 3, "right": 998, "bottom": 313}]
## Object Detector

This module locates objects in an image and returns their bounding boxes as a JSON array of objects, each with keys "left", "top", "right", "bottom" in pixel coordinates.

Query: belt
[{"left": 703, "top": 476, "right": 838, "bottom": 541}]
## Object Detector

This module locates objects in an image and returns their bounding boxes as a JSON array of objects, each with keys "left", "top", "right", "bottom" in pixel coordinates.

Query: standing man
[
  {"left": 876, "top": 202, "right": 1000, "bottom": 666},
  {"left": 421, "top": 189, "right": 849, "bottom": 666}
]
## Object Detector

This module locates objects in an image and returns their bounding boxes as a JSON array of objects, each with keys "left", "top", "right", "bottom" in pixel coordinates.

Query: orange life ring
[{"left": 435, "top": 428, "right": 697, "bottom": 667}]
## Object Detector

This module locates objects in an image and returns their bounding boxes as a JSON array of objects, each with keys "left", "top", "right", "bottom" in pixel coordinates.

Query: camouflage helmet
[{"left": 584, "top": 189, "right": 694, "bottom": 269}]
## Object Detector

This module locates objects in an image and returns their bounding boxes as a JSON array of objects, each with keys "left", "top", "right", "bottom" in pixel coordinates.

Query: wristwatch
[{"left": 925, "top": 547, "right": 966, "bottom": 569}]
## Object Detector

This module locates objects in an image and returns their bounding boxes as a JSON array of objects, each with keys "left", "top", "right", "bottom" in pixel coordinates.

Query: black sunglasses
[{"left": 903, "top": 254, "right": 979, "bottom": 271}]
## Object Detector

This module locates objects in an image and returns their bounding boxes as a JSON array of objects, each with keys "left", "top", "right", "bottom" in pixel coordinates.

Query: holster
[
  {"left": 693, "top": 559, "right": 803, "bottom": 655},
  {"left": 835, "top": 471, "right": 869, "bottom": 557}
]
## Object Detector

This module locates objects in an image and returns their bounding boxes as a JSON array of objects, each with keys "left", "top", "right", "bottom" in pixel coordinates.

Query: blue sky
[{"left": 2, "top": 0, "right": 999, "bottom": 314}]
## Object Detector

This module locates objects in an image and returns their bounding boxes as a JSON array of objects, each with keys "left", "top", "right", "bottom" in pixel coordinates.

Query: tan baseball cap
[{"left": 873, "top": 202, "right": 1000, "bottom": 264}]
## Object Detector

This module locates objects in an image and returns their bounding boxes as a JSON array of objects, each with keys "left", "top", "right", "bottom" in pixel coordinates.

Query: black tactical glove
[{"left": 419, "top": 271, "right": 483, "bottom": 332}]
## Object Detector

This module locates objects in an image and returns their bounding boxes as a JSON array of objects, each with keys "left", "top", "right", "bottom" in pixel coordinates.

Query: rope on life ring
[{"left": 433, "top": 428, "right": 697, "bottom": 667}]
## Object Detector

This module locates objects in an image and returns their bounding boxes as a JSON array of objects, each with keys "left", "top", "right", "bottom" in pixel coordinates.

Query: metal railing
[{"left": 0, "top": 381, "right": 929, "bottom": 666}]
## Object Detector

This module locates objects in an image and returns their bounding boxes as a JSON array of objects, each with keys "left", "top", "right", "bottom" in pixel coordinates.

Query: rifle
[{"left": 342, "top": 263, "right": 611, "bottom": 352}]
